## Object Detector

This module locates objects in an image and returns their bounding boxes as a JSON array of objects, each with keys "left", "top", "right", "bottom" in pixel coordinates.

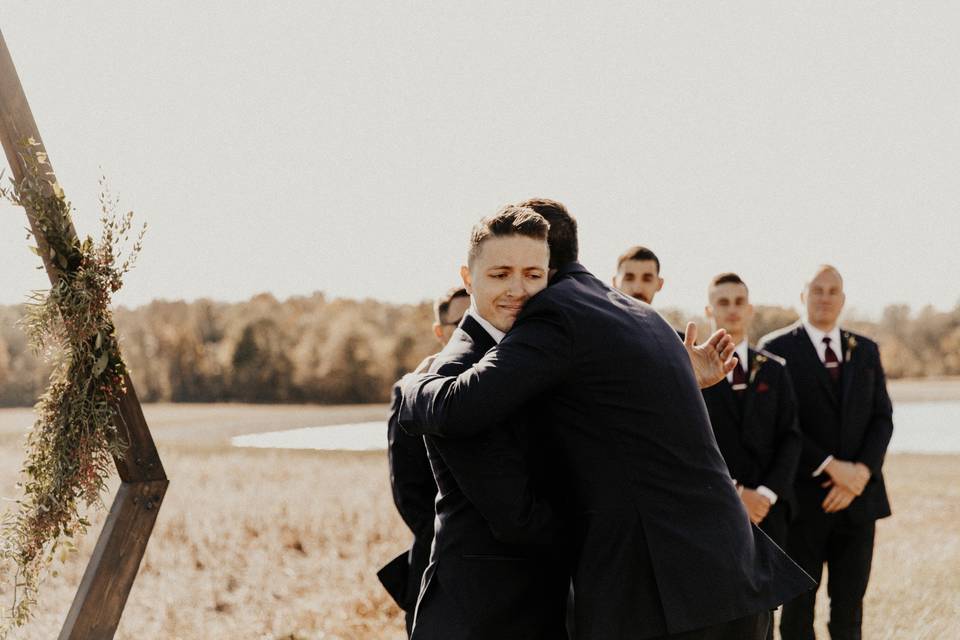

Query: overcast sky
[{"left": 1, "top": 2, "right": 957, "bottom": 317}]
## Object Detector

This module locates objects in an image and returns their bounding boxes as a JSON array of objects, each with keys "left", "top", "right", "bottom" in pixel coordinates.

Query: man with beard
[
  {"left": 379, "top": 286, "right": 469, "bottom": 635},
  {"left": 400, "top": 198, "right": 813, "bottom": 640},
  {"left": 612, "top": 245, "right": 665, "bottom": 305},
  {"left": 409, "top": 204, "right": 569, "bottom": 639}
]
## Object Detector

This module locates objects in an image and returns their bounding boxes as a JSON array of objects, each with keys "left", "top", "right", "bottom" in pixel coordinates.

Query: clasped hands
[
  {"left": 821, "top": 459, "right": 871, "bottom": 513},
  {"left": 739, "top": 488, "right": 771, "bottom": 525}
]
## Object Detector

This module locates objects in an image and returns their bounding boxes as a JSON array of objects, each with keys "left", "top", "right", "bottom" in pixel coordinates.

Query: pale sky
[{"left": 1, "top": 2, "right": 958, "bottom": 318}]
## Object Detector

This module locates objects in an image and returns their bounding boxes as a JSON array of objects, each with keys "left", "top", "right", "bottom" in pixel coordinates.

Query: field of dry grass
[{"left": 0, "top": 402, "right": 957, "bottom": 639}]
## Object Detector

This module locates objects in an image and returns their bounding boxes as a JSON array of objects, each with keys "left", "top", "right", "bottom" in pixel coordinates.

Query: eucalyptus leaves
[{"left": 0, "top": 141, "right": 145, "bottom": 632}]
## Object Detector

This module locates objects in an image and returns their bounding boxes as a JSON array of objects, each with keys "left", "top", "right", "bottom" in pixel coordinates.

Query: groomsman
[
  {"left": 701, "top": 272, "right": 801, "bottom": 548},
  {"left": 701, "top": 273, "right": 802, "bottom": 640},
  {"left": 379, "top": 287, "right": 469, "bottom": 635},
  {"left": 612, "top": 245, "right": 664, "bottom": 304},
  {"left": 759, "top": 265, "right": 893, "bottom": 640}
]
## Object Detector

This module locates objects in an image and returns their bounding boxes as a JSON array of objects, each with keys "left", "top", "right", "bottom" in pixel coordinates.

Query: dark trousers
[
  {"left": 651, "top": 611, "right": 770, "bottom": 640},
  {"left": 780, "top": 514, "right": 876, "bottom": 640}
]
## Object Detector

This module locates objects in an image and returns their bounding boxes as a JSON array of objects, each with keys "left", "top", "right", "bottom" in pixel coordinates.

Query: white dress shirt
[
  {"left": 467, "top": 304, "right": 505, "bottom": 344},
  {"left": 726, "top": 340, "right": 750, "bottom": 385},
  {"left": 802, "top": 319, "right": 842, "bottom": 477}
]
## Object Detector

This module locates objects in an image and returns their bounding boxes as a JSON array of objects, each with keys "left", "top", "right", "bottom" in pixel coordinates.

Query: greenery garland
[{"left": 0, "top": 141, "right": 145, "bottom": 633}]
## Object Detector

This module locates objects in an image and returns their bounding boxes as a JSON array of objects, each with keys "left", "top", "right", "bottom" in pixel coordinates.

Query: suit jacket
[
  {"left": 758, "top": 321, "right": 893, "bottom": 523},
  {"left": 701, "top": 348, "right": 802, "bottom": 514},
  {"left": 378, "top": 384, "right": 437, "bottom": 614},
  {"left": 399, "top": 263, "right": 814, "bottom": 639},
  {"left": 412, "top": 314, "right": 569, "bottom": 640}
]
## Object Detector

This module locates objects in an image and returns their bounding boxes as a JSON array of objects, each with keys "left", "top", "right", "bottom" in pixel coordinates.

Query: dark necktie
[
  {"left": 823, "top": 336, "right": 841, "bottom": 383},
  {"left": 731, "top": 359, "right": 748, "bottom": 396}
]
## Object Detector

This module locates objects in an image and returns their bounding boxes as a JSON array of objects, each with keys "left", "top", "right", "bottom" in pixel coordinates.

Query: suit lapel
[
  {"left": 459, "top": 314, "right": 497, "bottom": 355},
  {"left": 840, "top": 330, "right": 858, "bottom": 413},
  {"left": 718, "top": 376, "right": 743, "bottom": 423},
  {"left": 740, "top": 349, "right": 759, "bottom": 424},
  {"left": 795, "top": 324, "right": 840, "bottom": 407}
]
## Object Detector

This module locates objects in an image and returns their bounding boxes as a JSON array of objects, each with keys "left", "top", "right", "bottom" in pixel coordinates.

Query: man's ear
[
  {"left": 656, "top": 277, "right": 664, "bottom": 292},
  {"left": 432, "top": 323, "right": 444, "bottom": 342},
  {"left": 460, "top": 265, "right": 473, "bottom": 294}
]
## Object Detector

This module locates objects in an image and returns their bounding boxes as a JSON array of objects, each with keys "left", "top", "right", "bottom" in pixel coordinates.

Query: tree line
[{"left": 0, "top": 294, "right": 957, "bottom": 407}]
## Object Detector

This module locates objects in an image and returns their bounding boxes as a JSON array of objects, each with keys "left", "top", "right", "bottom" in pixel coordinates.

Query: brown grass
[{"left": 0, "top": 404, "right": 956, "bottom": 639}]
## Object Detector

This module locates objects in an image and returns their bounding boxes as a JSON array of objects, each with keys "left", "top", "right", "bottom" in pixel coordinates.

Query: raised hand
[{"left": 684, "top": 322, "right": 738, "bottom": 389}]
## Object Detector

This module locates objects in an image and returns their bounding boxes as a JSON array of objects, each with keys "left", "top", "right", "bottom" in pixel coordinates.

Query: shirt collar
[
  {"left": 467, "top": 303, "right": 505, "bottom": 344},
  {"left": 803, "top": 318, "right": 842, "bottom": 355},
  {"left": 727, "top": 339, "right": 750, "bottom": 383}
]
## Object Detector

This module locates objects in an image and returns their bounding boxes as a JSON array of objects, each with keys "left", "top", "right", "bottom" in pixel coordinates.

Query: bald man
[{"left": 759, "top": 266, "right": 893, "bottom": 640}]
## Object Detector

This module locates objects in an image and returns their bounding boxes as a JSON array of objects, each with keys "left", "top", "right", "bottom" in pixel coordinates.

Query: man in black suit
[
  {"left": 400, "top": 199, "right": 813, "bottom": 640},
  {"left": 701, "top": 272, "right": 802, "bottom": 640},
  {"left": 410, "top": 205, "right": 568, "bottom": 639},
  {"left": 379, "top": 287, "right": 469, "bottom": 634},
  {"left": 759, "top": 265, "right": 893, "bottom": 640}
]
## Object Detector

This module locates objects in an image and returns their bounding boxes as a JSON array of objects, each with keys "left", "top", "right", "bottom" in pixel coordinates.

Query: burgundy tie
[
  {"left": 823, "top": 336, "right": 841, "bottom": 383},
  {"left": 731, "top": 359, "right": 748, "bottom": 395}
]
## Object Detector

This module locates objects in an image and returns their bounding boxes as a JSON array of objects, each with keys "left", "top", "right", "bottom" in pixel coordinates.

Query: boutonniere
[
  {"left": 749, "top": 353, "right": 767, "bottom": 384},
  {"left": 844, "top": 332, "right": 858, "bottom": 363}
]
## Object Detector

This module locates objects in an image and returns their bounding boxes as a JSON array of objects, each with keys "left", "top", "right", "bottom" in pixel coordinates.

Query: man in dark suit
[
  {"left": 400, "top": 199, "right": 813, "bottom": 640},
  {"left": 701, "top": 272, "right": 802, "bottom": 640},
  {"left": 759, "top": 265, "right": 893, "bottom": 640},
  {"left": 410, "top": 205, "right": 569, "bottom": 639},
  {"left": 379, "top": 287, "right": 470, "bottom": 634}
]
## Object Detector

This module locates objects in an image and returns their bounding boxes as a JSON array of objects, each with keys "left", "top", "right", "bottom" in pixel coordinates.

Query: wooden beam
[
  {"left": 58, "top": 481, "right": 168, "bottom": 640},
  {"left": 0, "top": 28, "right": 169, "bottom": 639}
]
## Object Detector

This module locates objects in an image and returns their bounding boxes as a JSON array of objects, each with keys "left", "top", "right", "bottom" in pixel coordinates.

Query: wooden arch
[{"left": 0, "top": 29, "right": 168, "bottom": 639}]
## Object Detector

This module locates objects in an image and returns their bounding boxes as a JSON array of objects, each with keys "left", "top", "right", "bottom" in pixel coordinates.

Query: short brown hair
[
  {"left": 467, "top": 204, "right": 550, "bottom": 268},
  {"left": 617, "top": 246, "right": 660, "bottom": 273},
  {"left": 517, "top": 198, "right": 577, "bottom": 269},
  {"left": 434, "top": 286, "right": 469, "bottom": 325},
  {"left": 710, "top": 272, "right": 749, "bottom": 295}
]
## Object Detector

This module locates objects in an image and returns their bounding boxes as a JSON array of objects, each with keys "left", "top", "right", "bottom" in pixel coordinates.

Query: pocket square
[{"left": 755, "top": 382, "right": 770, "bottom": 393}]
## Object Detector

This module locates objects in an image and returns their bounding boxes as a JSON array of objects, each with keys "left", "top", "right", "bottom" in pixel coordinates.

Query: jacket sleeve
[
  {"left": 757, "top": 338, "right": 832, "bottom": 477},
  {"left": 761, "top": 366, "right": 802, "bottom": 496},
  {"left": 854, "top": 343, "right": 894, "bottom": 475},
  {"left": 398, "top": 300, "right": 573, "bottom": 438},
  {"left": 387, "top": 383, "right": 437, "bottom": 537}
]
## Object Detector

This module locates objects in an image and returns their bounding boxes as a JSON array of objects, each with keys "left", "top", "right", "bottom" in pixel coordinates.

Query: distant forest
[{"left": 1, "top": 293, "right": 957, "bottom": 406}]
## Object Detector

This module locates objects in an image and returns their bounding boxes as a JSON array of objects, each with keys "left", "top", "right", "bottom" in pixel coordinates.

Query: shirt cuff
[
  {"left": 812, "top": 455, "right": 834, "bottom": 478},
  {"left": 756, "top": 485, "right": 778, "bottom": 505}
]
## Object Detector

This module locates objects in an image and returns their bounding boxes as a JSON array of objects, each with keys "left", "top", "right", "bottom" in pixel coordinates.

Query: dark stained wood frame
[{"left": 0, "top": 29, "right": 169, "bottom": 640}]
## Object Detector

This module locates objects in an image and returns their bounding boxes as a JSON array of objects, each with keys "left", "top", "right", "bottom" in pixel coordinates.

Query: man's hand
[
  {"left": 684, "top": 322, "right": 738, "bottom": 389},
  {"left": 740, "top": 488, "right": 771, "bottom": 525},
  {"left": 822, "top": 483, "right": 857, "bottom": 513},
  {"left": 824, "top": 459, "right": 871, "bottom": 496},
  {"left": 413, "top": 353, "right": 439, "bottom": 374}
]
